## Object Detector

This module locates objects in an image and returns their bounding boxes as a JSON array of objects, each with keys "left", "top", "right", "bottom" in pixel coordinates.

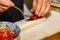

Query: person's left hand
[
  {"left": 30, "top": 0, "right": 51, "bottom": 17},
  {"left": 0, "top": 0, "right": 14, "bottom": 13}
]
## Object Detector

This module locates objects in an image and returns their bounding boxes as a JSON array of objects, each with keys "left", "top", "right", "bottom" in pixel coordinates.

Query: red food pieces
[
  {"left": 29, "top": 15, "right": 43, "bottom": 20},
  {"left": 29, "top": 16, "right": 38, "bottom": 20},
  {"left": 0, "top": 29, "right": 14, "bottom": 40}
]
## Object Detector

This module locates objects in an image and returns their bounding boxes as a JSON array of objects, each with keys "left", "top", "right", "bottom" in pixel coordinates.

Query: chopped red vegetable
[
  {"left": 0, "top": 29, "right": 14, "bottom": 40},
  {"left": 30, "top": 16, "right": 38, "bottom": 20},
  {"left": 29, "top": 15, "right": 43, "bottom": 20}
]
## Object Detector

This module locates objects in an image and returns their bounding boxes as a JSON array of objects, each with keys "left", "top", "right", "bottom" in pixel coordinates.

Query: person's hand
[
  {"left": 0, "top": 0, "right": 14, "bottom": 13},
  {"left": 30, "top": 0, "right": 51, "bottom": 17}
]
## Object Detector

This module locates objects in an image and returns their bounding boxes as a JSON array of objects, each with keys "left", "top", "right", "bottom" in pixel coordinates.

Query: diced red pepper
[
  {"left": 0, "top": 29, "right": 14, "bottom": 40},
  {"left": 30, "top": 16, "right": 38, "bottom": 20},
  {"left": 29, "top": 15, "right": 43, "bottom": 21}
]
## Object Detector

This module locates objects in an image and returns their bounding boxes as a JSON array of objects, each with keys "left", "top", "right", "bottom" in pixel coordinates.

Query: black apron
[{"left": 0, "top": 0, "right": 24, "bottom": 22}]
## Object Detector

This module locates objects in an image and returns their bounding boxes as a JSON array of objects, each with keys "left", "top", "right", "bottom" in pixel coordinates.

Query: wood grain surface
[{"left": 43, "top": 32, "right": 60, "bottom": 40}]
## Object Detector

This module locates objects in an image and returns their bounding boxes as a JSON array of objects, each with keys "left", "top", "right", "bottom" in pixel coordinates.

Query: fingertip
[
  {"left": 35, "top": 11, "right": 38, "bottom": 15},
  {"left": 35, "top": 9, "right": 39, "bottom": 15},
  {"left": 30, "top": 9, "right": 33, "bottom": 12},
  {"left": 11, "top": 2, "right": 15, "bottom": 6},
  {"left": 9, "top": 1, "right": 15, "bottom": 6},
  {"left": 38, "top": 14, "right": 41, "bottom": 17}
]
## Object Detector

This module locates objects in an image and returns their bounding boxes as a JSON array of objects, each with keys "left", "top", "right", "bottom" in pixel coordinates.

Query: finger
[
  {"left": 9, "top": 0, "right": 14, "bottom": 6},
  {"left": 0, "top": 0, "right": 14, "bottom": 7},
  {"left": 41, "top": 0, "right": 51, "bottom": 17},
  {"left": 38, "top": 0, "right": 47, "bottom": 17},
  {"left": 0, "top": 5, "right": 9, "bottom": 10},
  {"left": 0, "top": 5, "right": 9, "bottom": 13},
  {"left": 35, "top": 0, "right": 43, "bottom": 15},
  {"left": 30, "top": 0, "right": 37, "bottom": 12},
  {"left": 33, "top": 0, "right": 37, "bottom": 8},
  {"left": 0, "top": 8, "right": 5, "bottom": 13}
]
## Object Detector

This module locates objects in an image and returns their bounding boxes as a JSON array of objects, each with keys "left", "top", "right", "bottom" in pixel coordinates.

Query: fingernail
[{"left": 35, "top": 12, "right": 38, "bottom": 15}]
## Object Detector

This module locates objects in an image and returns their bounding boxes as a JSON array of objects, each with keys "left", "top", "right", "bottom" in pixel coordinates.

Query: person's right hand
[
  {"left": 30, "top": 0, "right": 51, "bottom": 17},
  {"left": 0, "top": 0, "right": 14, "bottom": 13}
]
